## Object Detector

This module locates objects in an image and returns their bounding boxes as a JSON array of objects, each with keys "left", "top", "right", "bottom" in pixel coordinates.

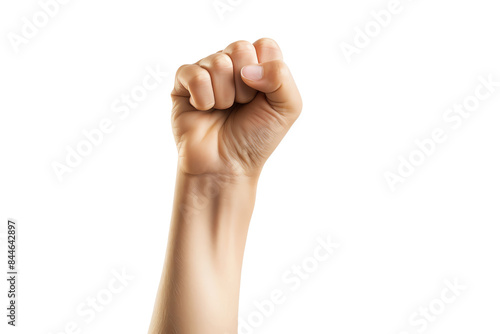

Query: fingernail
[{"left": 241, "top": 65, "right": 263, "bottom": 81}]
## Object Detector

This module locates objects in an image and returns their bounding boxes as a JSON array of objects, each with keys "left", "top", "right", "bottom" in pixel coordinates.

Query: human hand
[{"left": 171, "top": 38, "right": 302, "bottom": 177}]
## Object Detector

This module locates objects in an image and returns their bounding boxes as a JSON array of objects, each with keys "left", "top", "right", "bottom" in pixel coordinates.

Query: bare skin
[{"left": 149, "top": 38, "right": 302, "bottom": 334}]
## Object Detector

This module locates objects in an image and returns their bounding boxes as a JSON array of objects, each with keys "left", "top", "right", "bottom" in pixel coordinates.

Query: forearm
[{"left": 149, "top": 169, "right": 259, "bottom": 334}]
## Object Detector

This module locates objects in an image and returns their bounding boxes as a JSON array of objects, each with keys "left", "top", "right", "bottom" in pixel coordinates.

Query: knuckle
[
  {"left": 210, "top": 53, "right": 233, "bottom": 70},
  {"left": 188, "top": 71, "right": 211, "bottom": 89},
  {"left": 175, "top": 64, "right": 190, "bottom": 78},
  {"left": 273, "top": 60, "right": 288, "bottom": 77},
  {"left": 226, "top": 40, "right": 254, "bottom": 54}
]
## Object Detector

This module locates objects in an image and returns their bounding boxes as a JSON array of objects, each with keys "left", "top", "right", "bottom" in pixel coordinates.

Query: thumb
[{"left": 241, "top": 60, "right": 302, "bottom": 117}]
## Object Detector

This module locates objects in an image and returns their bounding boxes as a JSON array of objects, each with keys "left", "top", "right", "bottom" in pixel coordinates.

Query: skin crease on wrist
[{"left": 149, "top": 38, "right": 302, "bottom": 334}]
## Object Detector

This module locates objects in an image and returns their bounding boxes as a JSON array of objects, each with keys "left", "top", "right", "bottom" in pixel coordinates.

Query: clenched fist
[{"left": 171, "top": 38, "right": 302, "bottom": 177}]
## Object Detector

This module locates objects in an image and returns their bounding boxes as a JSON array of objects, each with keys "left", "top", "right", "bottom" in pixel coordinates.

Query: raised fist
[{"left": 171, "top": 38, "right": 302, "bottom": 177}]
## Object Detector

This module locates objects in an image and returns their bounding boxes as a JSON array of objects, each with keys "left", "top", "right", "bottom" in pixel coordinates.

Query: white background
[{"left": 1, "top": 0, "right": 500, "bottom": 333}]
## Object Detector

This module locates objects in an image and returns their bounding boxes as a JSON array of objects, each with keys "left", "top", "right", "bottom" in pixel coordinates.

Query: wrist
[
  {"left": 171, "top": 169, "right": 259, "bottom": 246},
  {"left": 174, "top": 169, "right": 258, "bottom": 219}
]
